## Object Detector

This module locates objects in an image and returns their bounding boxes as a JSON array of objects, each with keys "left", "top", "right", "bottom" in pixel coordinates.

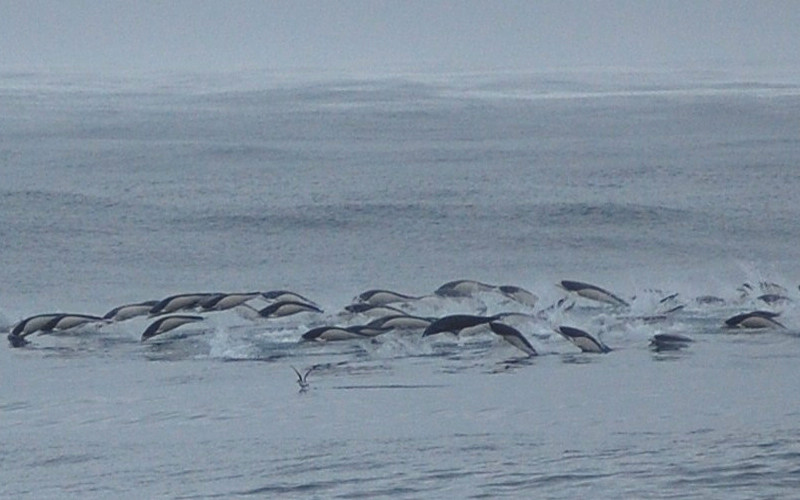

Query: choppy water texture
[{"left": 2, "top": 68, "right": 800, "bottom": 499}]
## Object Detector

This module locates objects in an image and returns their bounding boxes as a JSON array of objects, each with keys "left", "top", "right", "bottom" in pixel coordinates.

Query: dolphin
[
  {"left": 557, "top": 280, "right": 629, "bottom": 307},
  {"left": 757, "top": 294, "right": 791, "bottom": 305},
  {"left": 261, "top": 290, "right": 320, "bottom": 308},
  {"left": 199, "top": 292, "right": 261, "bottom": 312},
  {"left": 258, "top": 300, "right": 323, "bottom": 318},
  {"left": 354, "top": 289, "right": 424, "bottom": 306},
  {"left": 488, "top": 322, "right": 538, "bottom": 356},
  {"left": 649, "top": 333, "right": 693, "bottom": 351},
  {"left": 39, "top": 313, "right": 107, "bottom": 333},
  {"left": 556, "top": 325, "right": 612, "bottom": 353},
  {"left": 141, "top": 315, "right": 204, "bottom": 341},
  {"left": 724, "top": 311, "right": 785, "bottom": 329},
  {"left": 149, "top": 293, "right": 214, "bottom": 316},
  {"left": 422, "top": 314, "right": 502, "bottom": 337},
  {"left": 365, "top": 314, "right": 434, "bottom": 331},
  {"left": 8, "top": 313, "right": 66, "bottom": 347},
  {"left": 301, "top": 325, "right": 381, "bottom": 342},
  {"left": 10, "top": 313, "right": 65, "bottom": 337},
  {"left": 496, "top": 285, "right": 538, "bottom": 308},
  {"left": 103, "top": 300, "right": 160, "bottom": 322},
  {"left": 434, "top": 279, "right": 496, "bottom": 298},
  {"left": 343, "top": 303, "right": 409, "bottom": 317}
]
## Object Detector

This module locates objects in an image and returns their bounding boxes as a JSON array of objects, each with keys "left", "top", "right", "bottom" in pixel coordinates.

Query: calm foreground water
[{"left": 2, "top": 67, "right": 800, "bottom": 498}]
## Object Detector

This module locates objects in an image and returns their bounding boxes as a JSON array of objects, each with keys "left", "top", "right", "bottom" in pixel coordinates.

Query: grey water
[{"left": 2, "top": 68, "right": 800, "bottom": 499}]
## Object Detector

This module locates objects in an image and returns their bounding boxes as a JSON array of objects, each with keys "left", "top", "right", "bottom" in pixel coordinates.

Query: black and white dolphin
[
  {"left": 695, "top": 295, "right": 726, "bottom": 305},
  {"left": 103, "top": 300, "right": 160, "bottom": 322},
  {"left": 258, "top": 300, "right": 323, "bottom": 318},
  {"left": 149, "top": 293, "right": 213, "bottom": 316},
  {"left": 724, "top": 311, "right": 785, "bottom": 329},
  {"left": 365, "top": 314, "right": 434, "bottom": 331},
  {"left": 557, "top": 280, "right": 629, "bottom": 307},
  {"left": 434, "top": 279, "right": 496, "bottom": 298},
  {"left": 488, "top": 322, "right": 538, "bottom": 357},
  {"left": 649, "top": 333, "right": 693, "bottom": 351},
  {"left": 422, "top": 314, "right": 502, "bottom": 337},
  {"left": 141, "top": 315, "right": 204, "bottom": 341},
  {"left": 556, "top": 325, "right": 612, "bottom": 353},
  {"left": 10, "top": 313, "right": 65, "bottom": 338},
  {"left": 496, "top": 285, "right": 538, "bottom": 308},
  {"left": 354, "top": 289, "right": 424, "bottom": 306},
  {"left": 301, "top": 325, "right": 386, "bottom": 342},
  {"left": 343, "top": 303, "right": 409, "bottom": 317},
  {"left": 757, "top": 294, "right": 792, "bottom": 305},
  {"left": 39, "top": 313, "right": 107, "bottom": 333},
  {"left": 8, "top": 313, "right": 65, "bottom": 347},
  {"left": 261, "top": 290, "right": 320, "bottom": 308},
  {"left": 199, "top": 292, "right": 261, "bottom": 312},
  {"left": 8, "top": 312, "right": 107, "bottom": 347}
]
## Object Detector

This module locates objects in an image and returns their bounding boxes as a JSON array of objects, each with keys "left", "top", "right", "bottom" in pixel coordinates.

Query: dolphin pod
[{"left": 6, "top": 279, "right": 794, "bottom": 356}]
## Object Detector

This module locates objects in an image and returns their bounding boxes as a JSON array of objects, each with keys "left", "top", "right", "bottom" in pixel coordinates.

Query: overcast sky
[{"left": 2, "top": 1, "right": 799, "bottom": 74}]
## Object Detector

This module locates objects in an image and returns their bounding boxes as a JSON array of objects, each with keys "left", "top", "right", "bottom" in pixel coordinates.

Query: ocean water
[{"left": 2, "top": 68, "right": 800, "bottom": 499}]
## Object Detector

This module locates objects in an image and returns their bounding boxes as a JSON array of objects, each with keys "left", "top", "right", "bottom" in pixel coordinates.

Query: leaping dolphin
[
  {"left": 39, "top": 313, "right": 107, "bottom": 333},
  {"left": 496, "top": 285, "right": 538, "bottom": 308},
  {"left": 422, "top": 314, "right": 502, "bottom": 337},
  {"left": 258, "top": 300, "right": 323, "bottom": 318},
  {"left": 149, "top": 293, "right": 214, "bottom": 316},
  {"left": 556, "top": 325, "right": 612, "bottom": 353},
  {"left": 199, "top": 292, "right": 261, "bottom": 312},
  {"left": 103, "top": 301, "right": 160, "bottom": 322},
  {"left": 557, "top": 280, "right": 629, "bottom": 307},
  {"left": 301, "top": 325, "right": 387, "bottom": 342},
  {"left": 8, "top": 313, "right": 65, "bottom": 347},
  {"left": 365, "top": 314, "right": 434, "bottom": 331},
  {"left": 261, "top": 290, "right": 320, "bottom": 309},
  {"left": 353, "top": 289, "right": 424, "bottom": 306},
  {"left": 141, "top": 315, "right": 204, "bottom": 341},
  {"left": 724, "top": 311, "right": 785, "bottom": 329},
  {"left": 434, "top": 279, "right": 496, "bottom": 298},
  {"left": 488, "top": 322, "right": 538, "bottom": 357}
]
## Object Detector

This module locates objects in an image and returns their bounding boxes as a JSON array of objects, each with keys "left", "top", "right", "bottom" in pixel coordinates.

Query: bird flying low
[{"left": 292, "top": 365, "right": 315, "bottom": 391}]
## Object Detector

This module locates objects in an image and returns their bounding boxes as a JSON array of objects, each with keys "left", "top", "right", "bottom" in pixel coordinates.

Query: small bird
[{"left": 292, "top": 365, "right": 314, "bottom": 391}]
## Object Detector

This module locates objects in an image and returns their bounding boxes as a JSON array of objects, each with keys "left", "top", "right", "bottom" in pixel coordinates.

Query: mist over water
[{"left": 2, "top": 68, "right": 800, "bottom": 498}]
